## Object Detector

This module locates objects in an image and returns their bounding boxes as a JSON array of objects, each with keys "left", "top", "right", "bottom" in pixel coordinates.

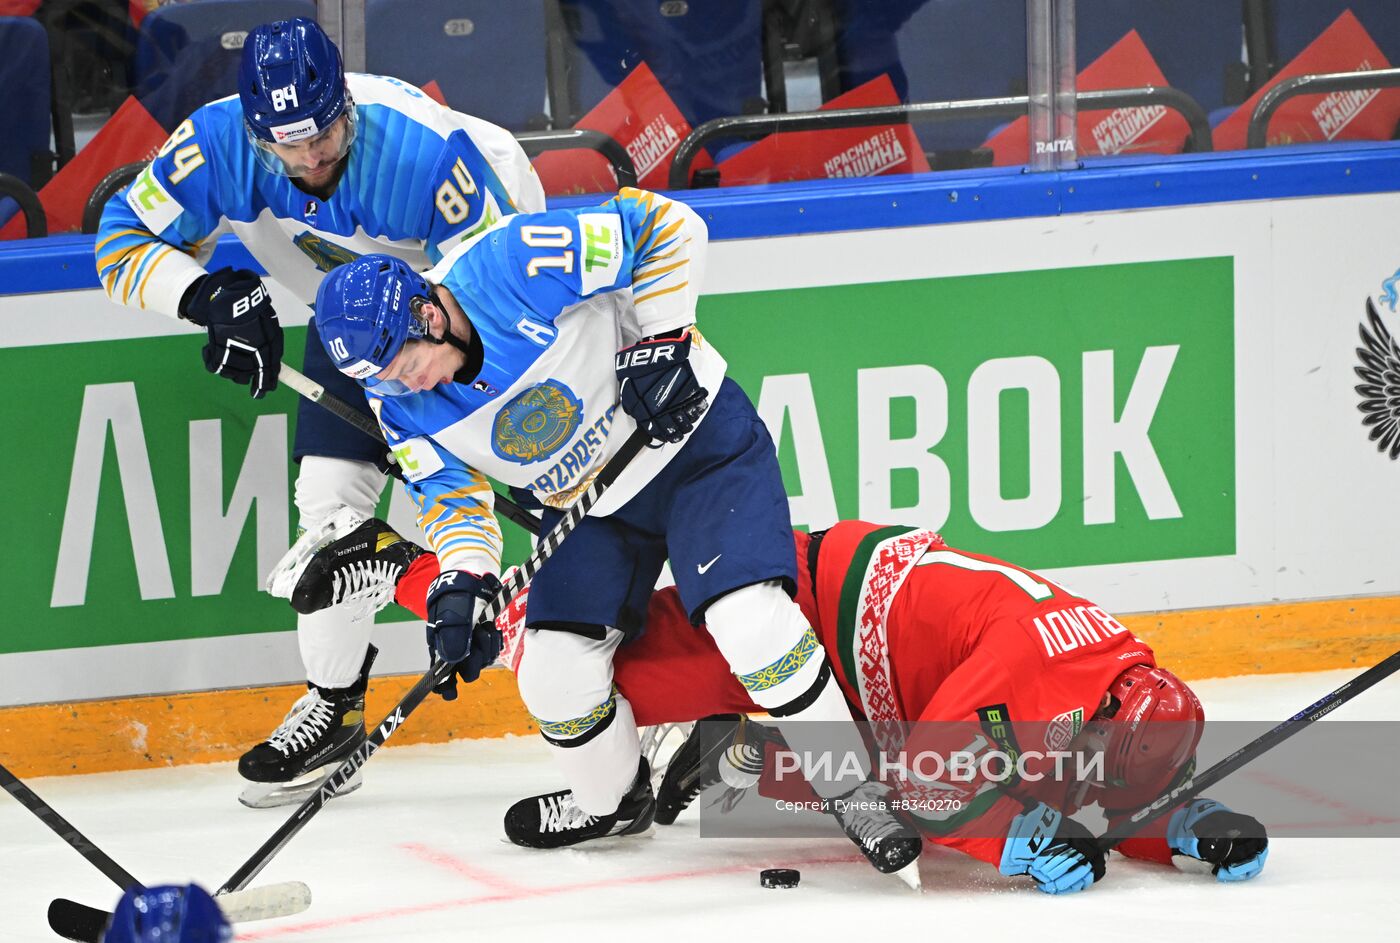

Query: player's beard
[{"left": 294, "top": 156, "right": 348, "bottom": 200}]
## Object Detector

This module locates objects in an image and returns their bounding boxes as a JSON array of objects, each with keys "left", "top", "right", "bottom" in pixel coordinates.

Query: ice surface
[{"left": 2, "top": 668, "right": 1396, "bottom": 942}]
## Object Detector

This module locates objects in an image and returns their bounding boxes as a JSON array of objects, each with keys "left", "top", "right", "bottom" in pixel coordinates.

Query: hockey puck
[{"left": 760, "top": 868, "right": 800, "bottom": 889}]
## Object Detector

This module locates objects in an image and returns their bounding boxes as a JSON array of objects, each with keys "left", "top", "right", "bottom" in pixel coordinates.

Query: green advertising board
[
  {"left": 0, "top": 257, "right": 1232, "bottom": 657},
  {"left": 701, "top": 256, "right": 1235, "bottom": 567}
]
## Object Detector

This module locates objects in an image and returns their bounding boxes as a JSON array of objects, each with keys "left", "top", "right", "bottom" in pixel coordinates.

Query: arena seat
[
  {"left": 1271, "top": 1, "right": 1400, "bottom": 73},
  {"left": 831, "top": 0, "right": 1026, "bottom": 155},
  {"left": 556, "top": 0, "right": 764, "bottom": 130},
  {"left": 1076, "top": 0, "right": 1246, "bottom": 115},
  {"left": 365, "top": 0, "right": 549, "bottom": 131},
  {"left": 0, "top": 17, "right": 53, "bottom": 229},
  {"left": 131, "top": 0, "right": 316, "bottom": 126}
]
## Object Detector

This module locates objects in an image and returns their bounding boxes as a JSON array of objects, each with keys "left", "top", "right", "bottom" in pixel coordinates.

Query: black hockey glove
[
  {"left": 1167, "top": 798, "right": 1269, "bottom": 881},
  {"left": 615, "top": 331, "right": 708, "bottom": 446},
  {"left": 180, "top": 267, "right": 283, "bottom": 399},
  {"left": 425, "top": 569, "right": 504, "bottom": 701},
  {"left": 1000, "top": 802, "right": 1107, "bottom": 895}
]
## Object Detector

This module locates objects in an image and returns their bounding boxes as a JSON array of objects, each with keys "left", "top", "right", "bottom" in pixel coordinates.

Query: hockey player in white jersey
[
  {"left": 311, "top": 188, "right": 922, "bottom": 880},
  {"left": 94, "top": 17, "right": 545, "bottom": 808}
]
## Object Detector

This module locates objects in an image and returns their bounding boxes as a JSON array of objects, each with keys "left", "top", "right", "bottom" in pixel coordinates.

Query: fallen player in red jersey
[{"left": 270, "top": 510, "right": 1268, "bottom": 894}]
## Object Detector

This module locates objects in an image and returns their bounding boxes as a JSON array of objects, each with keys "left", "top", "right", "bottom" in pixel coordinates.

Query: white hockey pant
[
  {"left": 515, "top": 627, "right": 641, "bottom": 816},
  {"left": 295, "top": 456, "right": 387, "bottom": 689},
  {"left": 705, "top": 580, "right": 871, "bottom": 798}
]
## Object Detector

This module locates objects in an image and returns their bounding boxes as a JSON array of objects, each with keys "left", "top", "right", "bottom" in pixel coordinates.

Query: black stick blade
[{"left": 47, "top": 898, "right": 109, "bottom": 942}]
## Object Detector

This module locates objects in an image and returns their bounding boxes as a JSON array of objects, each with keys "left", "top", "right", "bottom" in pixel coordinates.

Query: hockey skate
[
  {"left": 654, "top": 714, "right": 773, "bottom": 824},
  {"left": 504, "top": 757, "right": 656, "bottom": 849},
  {"left": 266, "top": 506, "right": 424, "bottom": 618},
  {"left": 237, "top": 646, "right": 377, "bottom": 809},
  {"left": 829, "top": 780, "right": 923, "bottom": 889}
]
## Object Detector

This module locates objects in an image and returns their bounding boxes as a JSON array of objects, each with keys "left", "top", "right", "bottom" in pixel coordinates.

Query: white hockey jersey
[
  {"left": 371, "top": 189, "right": 727, "bottom": 578},
  {"left": 96, "top": 73, "right": 544, "bottom": 317}
]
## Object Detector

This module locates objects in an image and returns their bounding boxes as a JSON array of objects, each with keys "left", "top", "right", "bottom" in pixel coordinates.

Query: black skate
[
  {"left": 237, "top": 646, "right": 377, "bottom": 809},
  {"left": 655, "top": 714, "right": 774, "bottom": 825},
  {"left": 265, "top": 506, "right": 425, "bottom": 618},
  {"left": 504, "top": 757, "right": 656, "bottom": 849},
  {"left": 830, "top": 780, "right": 923, "bottom": 887}
]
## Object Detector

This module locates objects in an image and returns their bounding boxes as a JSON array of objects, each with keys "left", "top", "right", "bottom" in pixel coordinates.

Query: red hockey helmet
[{"left": 1084, "top": 664, "right": 1205, "bottom": 810}]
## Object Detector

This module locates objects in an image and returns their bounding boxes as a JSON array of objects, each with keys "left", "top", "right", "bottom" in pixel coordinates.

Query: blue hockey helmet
[
  {"left": 102, "top": 884, "right": 232, "bottom": 943},
  {"left": 315, "top": 255, "right": 434, "bottom": 395},
  {"left": 239, "top": 17, "right": 356, "bottom": 176}
]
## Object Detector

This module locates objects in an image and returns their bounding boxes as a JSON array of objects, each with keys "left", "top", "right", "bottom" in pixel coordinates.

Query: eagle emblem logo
[
  {"left": 1356, "top": 297, "right": 1400, "bottom": 461},
  {"left": 492, "top": 380, "right": 582, "bottom": 464}
]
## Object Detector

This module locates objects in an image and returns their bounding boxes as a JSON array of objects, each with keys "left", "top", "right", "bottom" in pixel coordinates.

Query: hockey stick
[
  {"left": 1, "top": 761, "right": 140, "bottom": 890},
  {"left": 278, "top": 363, "right": 542, "bottom": 537},
  {"left": 1094, "top": 648, "right": 1400, "bottom": 852},
  {"left": 47, "top": 884, "right": 314, "bottom": 943},
  {"left": 212, "top": 427, "right": 650, "bottom": 895},
  {"left": 1, "top": 763, "right": 311, "bottom": 942}
]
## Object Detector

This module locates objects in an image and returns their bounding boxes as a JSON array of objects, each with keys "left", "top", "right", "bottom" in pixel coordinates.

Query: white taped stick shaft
[
  {"left": 278, "top": 363, "right": 325, "bottom": 401},
  {"left": 216, "top": 880, "right": 313, "bottom": 923}
]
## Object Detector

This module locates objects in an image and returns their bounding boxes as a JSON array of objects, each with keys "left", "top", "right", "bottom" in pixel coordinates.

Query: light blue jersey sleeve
[
  {"left": 418, "top": 127, "right": 537, "bottom": 264},
  {"left": 446, "top": 187, "right": 708, "bottom": 337},
  {"left": 372, "top": 396, "right": 504, "bottom": 578},
  {"left": 95, "top": 104, "right": 248, "bottom": 315}
]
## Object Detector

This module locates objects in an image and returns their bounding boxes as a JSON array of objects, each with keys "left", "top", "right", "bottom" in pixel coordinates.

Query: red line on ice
[
  {"left": 236, "top": 852, "right": 864, "bottom": 939},
  {"left": 398, "top": 842, "right": 531, "bottom": 894}
]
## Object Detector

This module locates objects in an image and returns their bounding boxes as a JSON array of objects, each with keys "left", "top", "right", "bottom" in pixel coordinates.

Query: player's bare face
[
  {"left": 375, "top": 304, "right": 466, "bottom": 393},
  {"left": 268, "top": 115, "right": 350, "bottom": 185}
]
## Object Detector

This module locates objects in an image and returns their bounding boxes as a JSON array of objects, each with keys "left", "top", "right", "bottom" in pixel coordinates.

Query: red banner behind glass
[
  {"left": 983, "top": 30, "right": 1190, "bottom": 165},
  {"left": 1214, "top": 10, "right": 1400, "bottom": 151},
  {"left": 714, "top": 75, "right": 930, "bottom": 187}
]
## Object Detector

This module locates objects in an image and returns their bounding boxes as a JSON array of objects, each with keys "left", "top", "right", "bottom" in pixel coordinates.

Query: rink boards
[{"left": 2, "top": 143, "right": 1399, "bottom": 773}]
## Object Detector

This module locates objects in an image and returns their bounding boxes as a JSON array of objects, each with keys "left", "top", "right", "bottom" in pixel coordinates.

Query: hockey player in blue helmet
[
  {"left": 239, "top": 16, "right": 358, "bottom": 189},
  {"left": 311, "top": 189, "right": 923, "bottom": 885},
  {"left": 102, "top": 884, "right": 231, "bottom": 943},
  {"left": 95, "top": 16, "right": 545, "bottom": 810}
]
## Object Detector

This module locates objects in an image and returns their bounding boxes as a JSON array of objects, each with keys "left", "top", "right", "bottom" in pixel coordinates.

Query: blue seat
[
  {"left": 132, "top": 0, "right": 315, "bottom": 127},
  {"left": 557, "top": 0, "right": 763, "bottom": 129},
  {"left": 365, "top": 0, "right": 547, "bottom": 131},
  {"left": 0, "top": 16, "right": 53, "bottom": 231},
  {"left": 833, "top": 0, "right": 1026, "bottom": 153},
  {"left": 1271, "top": 1, "right": 1400, "bottom": 73},
  {"left": 0, "top": 16, "right": 53, "bottom": 185},
  {"left": 1076, "top": 1, "right": 1244, "bottom": 116}
]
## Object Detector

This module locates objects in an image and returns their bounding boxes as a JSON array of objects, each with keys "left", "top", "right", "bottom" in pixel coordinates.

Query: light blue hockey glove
[
  {"left": 999, "top": 802, "right": 1106, "bottom": 895},
  {"left": 1167, "top": 798, "right": 1269, "bottom": 882}
]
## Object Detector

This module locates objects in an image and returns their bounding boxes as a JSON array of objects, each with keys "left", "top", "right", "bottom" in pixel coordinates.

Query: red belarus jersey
[
  {"left": 397, "top": 520, "right": 1170, "bottom": 866},
  {"left": 806, "top": 521, "right": 1159, "bottom": 864},
  {"left": 811, "top": 521, "right": 1156, "bottom": 730}
]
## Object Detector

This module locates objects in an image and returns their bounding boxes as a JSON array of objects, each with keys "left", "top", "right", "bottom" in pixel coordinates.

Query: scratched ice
[{"left": 3, "top": 670, "right": 1396, "bottom": 942}]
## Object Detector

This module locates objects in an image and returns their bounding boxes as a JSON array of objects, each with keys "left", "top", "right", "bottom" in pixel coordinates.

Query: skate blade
[
  {"left": 265, "top": 505, "right": 369, "bottom": 598},
  {"left": 892, "top": 859, "right": 922, "bottom": 892},
  {"left": 239, "top": 767, "right": 364, "bottom": 810}
]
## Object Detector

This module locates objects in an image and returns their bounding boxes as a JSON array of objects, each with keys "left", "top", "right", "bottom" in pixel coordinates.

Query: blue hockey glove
[
  {"left": 180, "top": 267, "right": 284, "bottom": 399},
  {"left": 1168, "top": 798, "right": 1269, "bottom": 882},
  {"left": 425, "top": 570, "right": 504, "bottom": 701},
  {"left": 615, "top": 331, "right": 708, "bottom": 446},
  {"left": 1000, "top": 802, "right": 1106, "bottom": 895}
]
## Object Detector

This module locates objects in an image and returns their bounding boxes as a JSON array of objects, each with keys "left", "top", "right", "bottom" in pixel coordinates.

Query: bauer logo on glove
[{"left": 615, "top": 330, "right": 708, "bottom": 446}]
